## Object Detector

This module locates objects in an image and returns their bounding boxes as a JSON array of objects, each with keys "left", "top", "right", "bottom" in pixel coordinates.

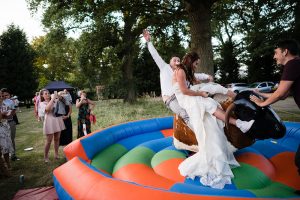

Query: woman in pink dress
[
  {"left": 40, "top": 89, "right": 65, "bottom": 163},
  {"left": 32, "top": 92, "right": 40, "bottom": 120}
]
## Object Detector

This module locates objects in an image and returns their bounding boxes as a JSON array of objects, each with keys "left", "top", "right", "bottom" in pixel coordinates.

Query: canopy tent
[
  {"left": 44, "top": 81, "right": 77, "bottom": 103},
  {"left": 44, "top": 81, "right": 74, "bottom": 92}
]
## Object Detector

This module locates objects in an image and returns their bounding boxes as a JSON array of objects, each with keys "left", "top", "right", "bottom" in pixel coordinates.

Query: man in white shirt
[
  {"left": 143, "top": 30, "right": 215, "bottom": 124},
  {"left": 63, "top": 89, "right": 73, "bottom": 104}
]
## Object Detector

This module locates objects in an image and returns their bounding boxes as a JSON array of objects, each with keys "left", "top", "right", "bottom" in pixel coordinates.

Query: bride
[{"left": 172, "top": 52, "right": 254, "bottom": 189}]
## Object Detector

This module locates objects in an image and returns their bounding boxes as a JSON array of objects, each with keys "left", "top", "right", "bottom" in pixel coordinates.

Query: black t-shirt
[{"left": 281, "top": 57, "right": 300, "bottom": 108}]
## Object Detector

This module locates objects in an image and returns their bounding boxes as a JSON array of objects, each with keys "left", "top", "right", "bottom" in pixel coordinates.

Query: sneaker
[
  {"left": 236, "top": 119, "right": 255, "bottom": 133},
  {"left": 11, "top": 156, "right": 20, "bottom": 161}
]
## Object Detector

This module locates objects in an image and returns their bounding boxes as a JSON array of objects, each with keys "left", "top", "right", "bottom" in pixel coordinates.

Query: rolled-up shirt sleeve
[
  {"left": 147, "top": 42, "right": 168, "bottom": 71},
  {"left": 195, "top": 73, "right": 209, "bottom": 81}
]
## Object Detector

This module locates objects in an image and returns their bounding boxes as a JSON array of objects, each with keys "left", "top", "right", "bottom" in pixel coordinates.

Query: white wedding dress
[{"left": 173, "top": 82, "right": 240, "bottom": 189}]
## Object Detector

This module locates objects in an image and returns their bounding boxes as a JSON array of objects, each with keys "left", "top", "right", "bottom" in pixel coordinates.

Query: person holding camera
[
  {"left": 39, "top": 89, "right": 65, "bottom": 163},
  {"left": 76, "top": 90, "right": 95, "bottom": 138},
  {"left": 57, "top": 91, "right": 73, "bottom": 146}
]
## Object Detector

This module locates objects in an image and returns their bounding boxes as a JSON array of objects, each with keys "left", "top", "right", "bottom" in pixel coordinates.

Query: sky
[{"left": 0, "top": 0, "right": 45, "bottom": 42}]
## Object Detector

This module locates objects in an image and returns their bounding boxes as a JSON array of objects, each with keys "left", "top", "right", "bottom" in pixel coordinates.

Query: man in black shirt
[
  {"left": 250, "top": 39, "right": 300, "bottom": 194},
  {"left": 250, "top": 40, "right": 300, "bottom": 108}
]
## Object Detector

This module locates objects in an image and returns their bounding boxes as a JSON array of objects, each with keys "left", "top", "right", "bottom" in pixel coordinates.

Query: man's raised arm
[{"left": 143, "top": 29, "right": 168, "bottom": 70}]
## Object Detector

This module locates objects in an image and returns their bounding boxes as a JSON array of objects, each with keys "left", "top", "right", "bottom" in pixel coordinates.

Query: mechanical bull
[
  {"left": 225, "top": 90, "right": 286, "bottom": 140},
  {"left": 173, "top": 90, "right": 286, "bottom": 152}
]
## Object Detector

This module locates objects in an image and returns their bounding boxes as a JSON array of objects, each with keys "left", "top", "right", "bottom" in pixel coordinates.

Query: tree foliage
[
  {"left": 215, "top": 41, "right": 240, "bottom": 83},
  {"left": 212, "top": 0, "right": 297, "bottom": 83},
  {"left": 24, "top": 0, "right": 300, "bottom": 99},
  {"left": 31, "top": 27, "right": 78, "bottom": 90},
  {"left": 183, "top": 0, "right": 220, "bottom": 75},
  {"left": 0, "top": 24, "right": 37, "bottom": 100},
  {"left": 27, "top": 0, "right": 186, "bottom": 103},
  {"left": 291, "top": 0, "right": 300, "bottom": 43},
  {"left": 212, "top": 0, "right": 241, "bottom": 83},
  {"left": 241, "top": 0, "right": 296, "bottom": 82}
]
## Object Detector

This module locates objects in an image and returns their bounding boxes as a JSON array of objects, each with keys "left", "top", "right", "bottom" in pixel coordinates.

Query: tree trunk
[
  {"left": 293, "top": 0, "right": 300, "bottom": 43},
  {"left": 122, "top": 16, "right": 136, "bottom": 103},
  {"left": 121, "top": 50, "right": 136, "bottom": 103},
  {"left": 184, "top": 0, "right": 215, "bottom": 75}
]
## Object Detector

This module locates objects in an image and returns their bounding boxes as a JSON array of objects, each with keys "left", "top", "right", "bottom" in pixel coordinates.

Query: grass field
[{"left": 0, "top": 97, "right": 299, "bottom": 200}]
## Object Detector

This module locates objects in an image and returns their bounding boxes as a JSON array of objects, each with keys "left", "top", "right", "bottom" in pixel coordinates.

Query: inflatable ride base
[{"left": 53, "top": 117, "right": 300, "bottom": 200}]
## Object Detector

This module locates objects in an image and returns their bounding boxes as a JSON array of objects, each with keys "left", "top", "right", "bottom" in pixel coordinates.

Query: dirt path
[
  {"left": 270, "top": 97, "right": 300, "bottom": 122},
  {"left": 271, "top": 97, "right": 299, "bottom": 112}
]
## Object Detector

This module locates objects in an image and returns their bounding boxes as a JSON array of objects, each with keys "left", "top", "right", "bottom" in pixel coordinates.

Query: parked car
[
  {"left": 272, "top": 82, "right": 279, "bottom": 92},
  {"left": 225, "top": 83, "right": 249, "bottom": 93},
  {"left": 244, "top": 82, "right": 275, "bottom": 93}
]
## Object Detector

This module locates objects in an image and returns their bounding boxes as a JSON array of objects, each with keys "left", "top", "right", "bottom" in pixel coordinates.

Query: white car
[
  {"left": 245, "top": 82, "right": 275, "bottom": 93},
  {"left": 225, "top": 83, "right": 249, "bottom": 93}
]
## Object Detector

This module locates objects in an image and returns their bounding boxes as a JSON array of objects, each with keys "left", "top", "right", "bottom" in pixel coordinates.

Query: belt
[{"left": 165, "top": 94, "right": 176, "bottom": 105}]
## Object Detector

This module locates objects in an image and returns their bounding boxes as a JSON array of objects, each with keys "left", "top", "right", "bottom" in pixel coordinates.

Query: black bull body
[{"left": 225, "top": 90, "right": 286, "bottom": 140}]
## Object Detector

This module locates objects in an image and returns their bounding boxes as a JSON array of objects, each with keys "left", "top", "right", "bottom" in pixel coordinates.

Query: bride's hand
[{"left": 199, "top": 91, "right": 209, "bottom": 98}]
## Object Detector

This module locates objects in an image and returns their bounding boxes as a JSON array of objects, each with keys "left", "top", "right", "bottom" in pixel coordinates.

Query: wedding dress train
[{"left": 173, "top": 82, "right": 239, "bottom": 189}]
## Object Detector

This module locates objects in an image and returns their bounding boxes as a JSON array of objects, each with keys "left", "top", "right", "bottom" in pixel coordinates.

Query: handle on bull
[{"left": 225, "top": 103, "right": 236, "bottom": 131}]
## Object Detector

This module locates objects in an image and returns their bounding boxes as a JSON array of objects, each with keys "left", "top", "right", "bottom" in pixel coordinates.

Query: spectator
[
  {"left": 250, "top": 39, "right": 300, "bottom": 194},
  {"left": 33, "top": 92, "right": 40, "bottom": 120},
  {"left": 11, "top": 96, "right": 21, "bottom": 113},
  {"left": 63, "top": 89, "right": 73, "bottom": 104},
  {"left": 0, "top": 90, "right": 14, "bottom": 176},
  {"left": 1, "top": 88, "right": 19, "bottom": 161},
  {"left": 76, "top": 90, "right": 95, "bottom": 138},
  {"left": 58, "top": 91, "right": 73, "bottom": 147},
  {"left": 10, "top": 96, "right": 20, "bottom": 124},
  {"left": 39, "top": 89, "right": 65, "bottom": 163},
  {"left": 36, "top": 90, "right": 46, "bottom": 122}
]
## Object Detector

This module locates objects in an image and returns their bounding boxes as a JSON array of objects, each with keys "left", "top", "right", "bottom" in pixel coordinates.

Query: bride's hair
[{"left": 181, "top": 52, "right": 199, "bottom": 85}]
